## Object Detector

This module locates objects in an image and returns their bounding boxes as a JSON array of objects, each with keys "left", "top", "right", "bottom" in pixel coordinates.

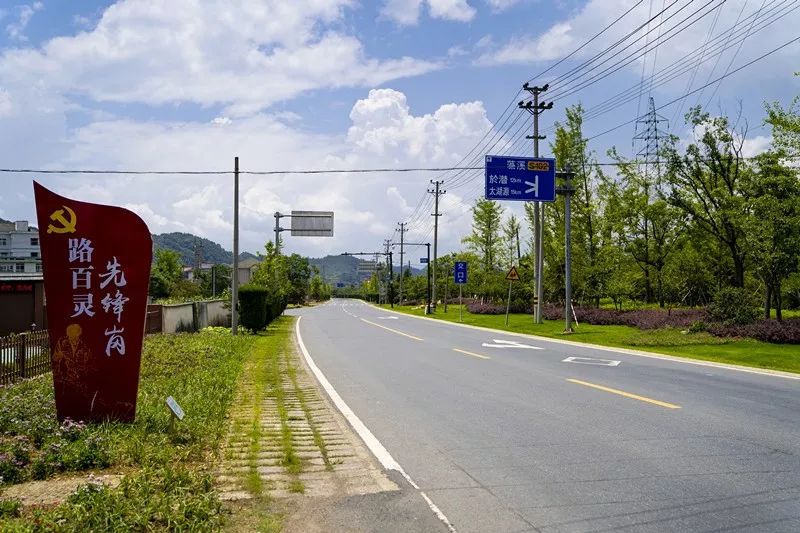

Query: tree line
[{"left": 380, "top": 79, "right": 800, "bottom": 321}]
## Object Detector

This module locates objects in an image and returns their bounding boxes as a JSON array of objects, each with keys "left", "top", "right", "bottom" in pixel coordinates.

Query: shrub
[
  {"left": 708, "top": 287, "right": 759, "bottom": 325},
  {"left": 466, "top": 302, "right": 504, "bottom": 314},
  {"left": 0, "top": 498, "right": 21, "bottom": 519},
  {"left": 689, "top": 321, "right": 707, "bottom": 333},
  {"left": 238, "top": 284, "right": 269, "bottom": 332},
  {"left": 708, "top": 318, "right": 800, "bottom": 344}
]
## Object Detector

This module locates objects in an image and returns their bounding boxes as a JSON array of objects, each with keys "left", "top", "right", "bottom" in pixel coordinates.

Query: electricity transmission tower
[{"left": 633, "top": 96, "right": 669, "bottom": 190}]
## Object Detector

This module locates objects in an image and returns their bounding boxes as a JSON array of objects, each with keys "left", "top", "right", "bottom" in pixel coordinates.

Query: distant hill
[
  {"left": 152, "top": 232, "right": 256, "bottom": 265},
  {"left": 309, "top": 254, "right": 425, "bottom": 286}
]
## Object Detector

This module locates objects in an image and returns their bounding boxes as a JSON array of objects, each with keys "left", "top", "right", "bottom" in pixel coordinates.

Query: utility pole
[
  {"left": 520, "top": 83, "right": 553, "bottom": 324},
  {"left": 397, "top": 222, "right": 408, "bottom": 305},
  {"left": 384, "top": 239, "right": 392, "bottom": 306},
  {"left": 232, "top": 156, "right": 240, "bottom": 336},
  {"left": 428, "top": 180, "right": 445, "bottom": 311}
]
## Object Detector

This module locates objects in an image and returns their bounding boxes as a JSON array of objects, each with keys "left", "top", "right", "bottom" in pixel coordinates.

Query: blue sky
[{"left": 0, "top": 0, "right": 798, "bottom": 260}]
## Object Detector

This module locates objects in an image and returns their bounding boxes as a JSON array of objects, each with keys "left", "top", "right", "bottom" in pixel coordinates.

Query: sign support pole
[
  {"left": 426, "top": 243, "right": 431, "bottom": 313},
  {"left": 563, "top": 167, "right": 574, "bottom": 333},
  {"left": 232, "top": 156, "right": 239, "bottom": 336},
  {"left": 505, "top": 281, "right": 512, "bottom": 326},
  {"left": 459, "top": 284, "right": 463, "bottom": 322}
]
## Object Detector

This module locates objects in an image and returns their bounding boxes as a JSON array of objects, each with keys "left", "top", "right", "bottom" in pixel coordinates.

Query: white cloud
[
  {"left": 381, "top": 0, "right": 424, "bottom": 25},
  {"left": 476, "top": 0, "right": 800, "bottom": 76},
  {"left": 0, "top": 0, "right": 440, "bottom": 115},
  {"left": 0, "top": 88, "right": 11, "bottom": 117},
  {"left": 347, "top": 88, "right": 493, "bottom": 163},
  {"left": 741, "top": 135, "right": 772, "bottom": 158},
  {"left": 5, "top": 1, "right": 42, "bottom": 42},
  {"left": 7, "top": 88, "right": 498, "bottom": 258},
  {"left": 382, "top": 0, "right": 475, "bottom": 25},
  {"left": 478, "top": 22, "right": 573, "bottom": 65},
  {"left": 485, "top": 0, "right": 522, "bottom": 11},
  {"left": 428, "top": 0, "right": 476, "bottom": 22}
]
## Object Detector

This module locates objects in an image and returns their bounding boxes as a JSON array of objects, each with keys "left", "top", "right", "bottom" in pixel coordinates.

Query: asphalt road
[{"left": 292, "top": 299, "right": 800, "bottom": 533}]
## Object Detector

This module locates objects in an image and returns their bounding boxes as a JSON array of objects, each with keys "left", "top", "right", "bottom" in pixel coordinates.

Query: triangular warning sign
[{"left": 506, "top": 266, "right": 520, "bottom": 281}]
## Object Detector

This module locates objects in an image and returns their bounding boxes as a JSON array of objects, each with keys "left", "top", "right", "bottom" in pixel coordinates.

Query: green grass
[
  {"left": 383, "top": 304, "right": 800, "bottom": 375},
  {"left": 0, "top": 328, "right": 259, "bottom": 531}
]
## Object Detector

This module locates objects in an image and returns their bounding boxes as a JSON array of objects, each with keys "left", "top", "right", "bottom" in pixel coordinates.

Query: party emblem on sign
[{"left": 47, "top": 205, "right": 78, "bottom": 234}]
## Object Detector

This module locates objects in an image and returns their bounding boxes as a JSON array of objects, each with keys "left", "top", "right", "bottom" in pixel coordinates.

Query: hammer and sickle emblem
[{"left": 47, "top": 205, "right": 77, "bottom": 234}]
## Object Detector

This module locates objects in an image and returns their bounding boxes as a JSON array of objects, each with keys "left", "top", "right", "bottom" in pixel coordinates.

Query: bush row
[
  {"left": 542, "top": 305, "right": 707, "bottom": 329},
  {"left": 238, "top": 284, "right": 287, "bottom": 332},
  {"left": 707, "top": 318, "right": 800, "bottom": 344}
]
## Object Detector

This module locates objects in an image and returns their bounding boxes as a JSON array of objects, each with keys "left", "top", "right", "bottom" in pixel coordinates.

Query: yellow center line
[
  {"left": 360, "top": 318, "right": 423, "bottom": 341},
  {"left": 567, "top": 379, "right": 681, "bottom": 409},
  {"left": 453, "top": 348, "right": 491, "bottom": 360}
]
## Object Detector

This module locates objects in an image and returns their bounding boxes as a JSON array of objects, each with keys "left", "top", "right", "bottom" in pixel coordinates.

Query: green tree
[
  {"left": 546, "top": 104, "right": 607, "bottom": 305},
  {"left": 765, "top": 72, "right": 800, "bottom": 158},
  {"left": 198, "top": 264, "right": 231, "bottom": 298},
  {"left": 150, "top": 249, "right": 184, "bottom": 298},
  {"left": 745, "top": 152, "right": 800, "bottom": 320},
  {"left": 501, "top": 214, "right": 522, "bottom": 269},
  {"left": 285, "top": 254, "right": 312, "bottom": 304},
  {"left": 665, "top": 107, "right": 752, "bottom": 288},
  {"left": 608, "top": 149, "right": 681, "bottom": 306},
  {"left": 462, "top": 199, "right": 504, "bottom": 300}
]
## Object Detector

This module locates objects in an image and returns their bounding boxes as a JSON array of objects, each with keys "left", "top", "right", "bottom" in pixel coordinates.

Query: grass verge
[
  {"left": 0, "top": 327, "right": 258, "bottom": 531},
  {"left": 383, "top": 304, "right": 800, "bottom": 374}
]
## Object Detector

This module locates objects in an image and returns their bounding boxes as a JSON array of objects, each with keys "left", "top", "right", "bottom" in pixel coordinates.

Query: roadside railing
[{"left": 0, "top": 330, "right": 50, "bottom": 386}]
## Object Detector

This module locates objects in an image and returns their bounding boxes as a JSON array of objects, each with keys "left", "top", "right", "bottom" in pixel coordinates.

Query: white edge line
[
  {"left": 294, "top": 316, "right": 457, "bottom": 533},
  {"left": 361, "top": 301, "right": 800, "bottom": 381}
]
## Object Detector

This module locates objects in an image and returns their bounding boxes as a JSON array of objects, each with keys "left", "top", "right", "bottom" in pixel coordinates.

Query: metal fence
[{"left": 0, "top": 330, "right": 50, "bottom": 386}]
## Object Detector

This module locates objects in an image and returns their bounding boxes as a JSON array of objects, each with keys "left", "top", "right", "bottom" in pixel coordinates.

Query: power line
[{"left": 587, "top": 33, "right": 800, "bottom": 140}]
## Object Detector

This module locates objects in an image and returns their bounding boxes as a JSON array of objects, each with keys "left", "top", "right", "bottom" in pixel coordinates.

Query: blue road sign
[
  {"left": 454, "top": 261, "right": 468, "bottom": 284},
  {"left": 420, "top": 257, "right": 429, "bottom": 264},
  {"left": 485, "top": 155, "right": 556, "bottom": 202}
]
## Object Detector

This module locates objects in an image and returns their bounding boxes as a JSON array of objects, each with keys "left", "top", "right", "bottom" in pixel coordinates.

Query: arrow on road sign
[
  {"left": 524, "top": 177, "right": 538, "bottom": 195},
  {"left": 481, "top": 339, "right": 542, "bottom": 350}
]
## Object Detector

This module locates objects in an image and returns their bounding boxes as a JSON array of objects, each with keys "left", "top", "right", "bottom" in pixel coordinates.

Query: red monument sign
[{"left": 34, "top": 182, "right": 152, "bottom": 422}]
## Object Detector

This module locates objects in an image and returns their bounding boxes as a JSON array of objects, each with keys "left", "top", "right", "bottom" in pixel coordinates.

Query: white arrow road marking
[
  {"left": 562, "top": 356, "right": 621, "bottom": 366},
  {"left": 481, "top": 339, "right": 543, "bottom": 350},
  {"left": 376, "top": 316, "right": 399, "bottom": 320}
]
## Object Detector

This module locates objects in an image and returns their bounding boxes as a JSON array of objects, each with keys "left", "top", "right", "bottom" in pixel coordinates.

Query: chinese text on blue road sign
[
  {"left": 485, "top": 155, "right": 556, "bottom": 202},
  {"left": 454, "top": 261, "right": 468, "bottom": 284}
]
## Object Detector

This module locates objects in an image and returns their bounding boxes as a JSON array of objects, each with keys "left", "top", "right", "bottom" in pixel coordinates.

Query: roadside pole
[
  {"left": 426, "top": 243, "right": 431, "bottom": 313},
  {"left": 459, "top": 284, "right": 463, "bottom": 322},
  {"left": 504, "top": 280, "right": 512, "bottom": 326},
  {"left": 520, "top": 83, "right": 552, "bottom": 324},
  {"left": 559, "top": 166, "right": 575, "bottom": 333},
  {"left": 428, "top": 181, "right": 445, "bottom": 311},
  {"left": 232, "top": 156, "right": 239, "bottom": 336}
]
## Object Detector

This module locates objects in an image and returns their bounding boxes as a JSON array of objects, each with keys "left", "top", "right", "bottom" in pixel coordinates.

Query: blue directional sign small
[
  {"left": 454, "top": 261, "right": 468, "bottom": 284},
  {"left": 420, "top": 257, "right": 429, "bottom": 264},
  {"left": 485, "top": 155, "right": 556, "bottom": 202}
]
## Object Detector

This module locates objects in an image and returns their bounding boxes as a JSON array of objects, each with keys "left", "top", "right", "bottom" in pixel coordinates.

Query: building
[
  {"left": 0, "top": 220, "right": 42, "bottom": 278},
  {"left": 236, "top": 258, "right": 260, "bottom": 285},
  {"left": 0, "top": 220, "right": 41, "bottom": 260},
  {"left": 0, "top": 221, "right": 44, "bottom": 334}
]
